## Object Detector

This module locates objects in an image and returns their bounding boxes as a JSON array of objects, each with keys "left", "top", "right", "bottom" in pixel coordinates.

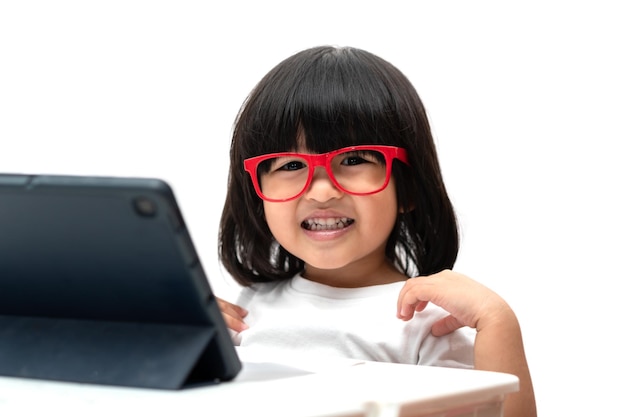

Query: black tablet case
[{"left": 0, "top": 173, "right": 241, "bottom": 389}]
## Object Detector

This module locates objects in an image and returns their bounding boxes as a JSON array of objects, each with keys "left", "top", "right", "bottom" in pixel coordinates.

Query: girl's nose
[{"left": 304, "top": 166, "right": 343, "bottom": 201}]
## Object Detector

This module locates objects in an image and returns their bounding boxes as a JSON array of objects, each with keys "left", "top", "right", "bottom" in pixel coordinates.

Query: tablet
[{"left": 0, "top": 173, "right": 241, "bottom": 389}]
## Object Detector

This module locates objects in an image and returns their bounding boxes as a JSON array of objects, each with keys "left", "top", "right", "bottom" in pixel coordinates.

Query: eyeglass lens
[{"left": 256, "top": 149, "right": 388, "bottom": 200}]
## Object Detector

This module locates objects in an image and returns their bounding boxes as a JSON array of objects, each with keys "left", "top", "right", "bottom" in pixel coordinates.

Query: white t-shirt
[{"left": 231, "top": 274, "right": 475, "bottom": 369}]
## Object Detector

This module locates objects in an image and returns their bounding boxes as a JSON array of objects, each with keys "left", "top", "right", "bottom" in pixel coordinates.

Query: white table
[{"left": 0, "top": 348, "right": 518, "bottom": 417}]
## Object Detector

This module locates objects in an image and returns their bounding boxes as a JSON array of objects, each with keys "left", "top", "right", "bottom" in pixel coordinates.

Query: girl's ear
[{"left": 398, "top": 203, "right": 415, "bottom": 214}]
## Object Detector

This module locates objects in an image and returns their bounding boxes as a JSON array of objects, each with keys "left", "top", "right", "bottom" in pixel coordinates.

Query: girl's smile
[
  {"left": 301, "top": 216, "right": 355, "bottom": 231},
  {"left": 301, "top": 213, "right": 355, "bottom": 241}
]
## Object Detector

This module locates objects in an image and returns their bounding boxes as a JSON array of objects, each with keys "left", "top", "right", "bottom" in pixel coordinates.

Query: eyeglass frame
[{"left": 243, "top": 144, "right": 410, "bottom": 202}]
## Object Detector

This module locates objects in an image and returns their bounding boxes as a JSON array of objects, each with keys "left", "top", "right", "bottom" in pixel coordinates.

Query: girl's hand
[
  {"left": 397, "top": 269, "right": 537, "bottom": 417},
  {"left": 396, "top": 269, "right": 510, "bottom": 335},
  {"left": 217, "top": 297, "right": 249, "bottom": 332}
]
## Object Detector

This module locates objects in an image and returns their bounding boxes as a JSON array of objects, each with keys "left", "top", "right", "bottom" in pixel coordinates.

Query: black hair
[{"left": 219, "top": 45, "right": 458, "bottom": 286}]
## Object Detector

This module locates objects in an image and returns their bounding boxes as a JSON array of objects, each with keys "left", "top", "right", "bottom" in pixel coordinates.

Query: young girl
[{"left": 217, "top": 45, "right": 536, "bottom": 417}]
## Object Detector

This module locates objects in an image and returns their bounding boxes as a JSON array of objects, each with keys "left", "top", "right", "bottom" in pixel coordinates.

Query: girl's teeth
[{"left": 303, "top": 217, "right": 354, "bottom": 231}]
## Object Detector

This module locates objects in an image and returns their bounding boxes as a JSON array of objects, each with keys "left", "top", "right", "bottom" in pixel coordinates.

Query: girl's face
[{"left": 262, "top": 150, "right": 404, "bottom": 288}]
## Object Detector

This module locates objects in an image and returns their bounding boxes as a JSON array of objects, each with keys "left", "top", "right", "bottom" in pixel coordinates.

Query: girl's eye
[
  {"left": 342, "top": 156, "right": 367, "bottom": 166},
  {"left": 271, "top": 158, "right": 307, "bottom": 172},
  {"left": 280, "top": 160, "right": 306, "bottom": 171},
  {"left": 339, "top": 151, "right": 380, "bottom": 166}
]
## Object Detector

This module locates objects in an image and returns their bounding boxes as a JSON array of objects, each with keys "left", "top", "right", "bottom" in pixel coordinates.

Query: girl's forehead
[
  {"left": 290, "top": 130, "right": 317, "bottom": 153},
  {"left": 292, "top": 127, "right": 361, "bottom": 153},
  {"left": 295, "top": 131, "right": 306, "bottom": 150}
]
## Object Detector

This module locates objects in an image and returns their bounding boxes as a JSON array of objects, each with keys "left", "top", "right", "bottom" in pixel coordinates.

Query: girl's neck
[{"left": 301, "top": 259, "right": 406, "bottom": 288}]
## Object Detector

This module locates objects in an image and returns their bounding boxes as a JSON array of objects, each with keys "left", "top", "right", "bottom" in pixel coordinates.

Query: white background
[{"left": 1, "top": 1, "right": 624, "bottom": 415}]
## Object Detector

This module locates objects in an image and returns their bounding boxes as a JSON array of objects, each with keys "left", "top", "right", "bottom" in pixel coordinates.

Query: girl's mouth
[{"left": 302, "top": 217, "right": 355, "bottom": 231}]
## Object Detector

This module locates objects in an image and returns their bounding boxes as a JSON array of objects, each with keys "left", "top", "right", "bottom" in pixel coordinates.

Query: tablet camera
[{"left": 133, "top": 196, "right": 157, "bottom": 217}]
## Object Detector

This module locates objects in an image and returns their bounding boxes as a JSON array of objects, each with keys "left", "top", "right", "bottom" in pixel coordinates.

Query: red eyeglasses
[{"left": 243, "top": 145, "right": 409, "bottom": 202}]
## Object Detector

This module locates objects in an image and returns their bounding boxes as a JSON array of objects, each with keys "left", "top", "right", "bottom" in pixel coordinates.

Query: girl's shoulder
[{"left": 236, "top": 278, "right": 290, "bottom": 302}]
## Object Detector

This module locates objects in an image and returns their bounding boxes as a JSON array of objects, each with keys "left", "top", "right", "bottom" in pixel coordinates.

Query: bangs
[{"left": 238, "top": 47, "right": 408, "bottom": 157}]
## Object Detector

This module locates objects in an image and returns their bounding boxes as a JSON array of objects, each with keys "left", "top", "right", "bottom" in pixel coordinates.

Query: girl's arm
[{"left": 396, "top": 270, "right": 537, "bottom": 417}]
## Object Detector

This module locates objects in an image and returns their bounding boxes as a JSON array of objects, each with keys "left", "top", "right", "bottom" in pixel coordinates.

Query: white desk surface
[{"left": 0, "top": 348, "right": 518, "bottom": 417}]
